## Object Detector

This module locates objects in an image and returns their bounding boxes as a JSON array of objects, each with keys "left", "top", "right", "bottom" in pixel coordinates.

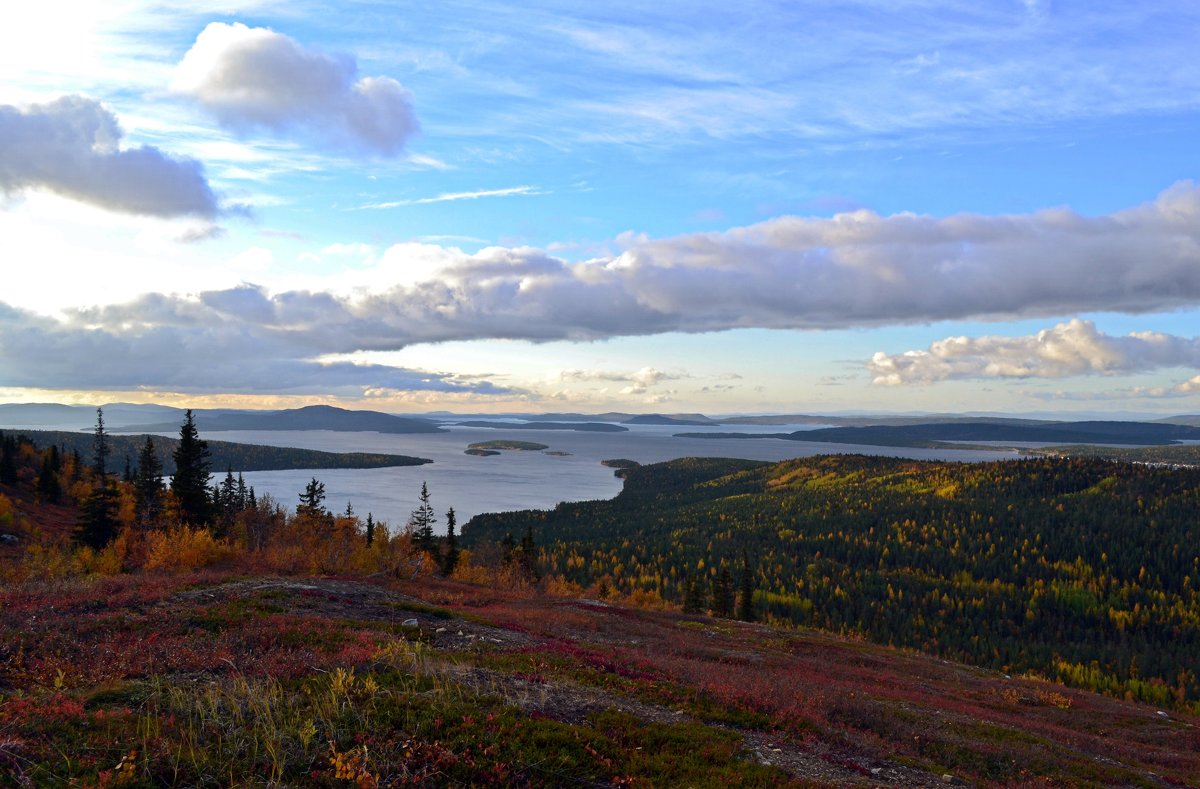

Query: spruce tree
[
  {"left": 133, "top": 436, "right": 163, "bottom": 528},
  {"left": 737, "top": 550, "right": 756, "bottom": 622},
  {"left": 683, "top": 573, "right": 706, "bottom": 614},
  {"left": 441, "top": 507, "right": 460, "bottom": 576},
  {"left": 518, "top": 524, "right": 540, "bottom": 582},
  {"left": 92, "top": 407, "right": 110, "bottom": 479},
  {"left": 37, "top": 449, "right": 62, "bottom": 503},
  {"left": 365, "top": 512, "right": 375, "bottom": 547},
  {"left": 297, "top": 477, "right": 327, "bottom": 519},
  {"left": 75, "top": 409, "right": 119, "bottom": 548},
  {"left": 711, "top": 565, "right": 735, "bottom": 618},
  {"left": 407, "top": 481, "right": 436, "bottom": 552},
  {"left": 171, "top": 410, "right": 212, "bottom": 526},
  {"left": 0, "top": 432, "right": 16, "bottom": 485}
]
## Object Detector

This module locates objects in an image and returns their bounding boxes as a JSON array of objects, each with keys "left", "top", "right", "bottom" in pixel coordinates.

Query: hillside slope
[
  {"left": 1, "top": 570, "right": 1196, "bottom": 787},
  {"left": 465, "top": 454, "right": 1200, "bottom": 707}
]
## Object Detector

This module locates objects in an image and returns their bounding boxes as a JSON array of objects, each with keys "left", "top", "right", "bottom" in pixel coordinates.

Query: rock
[
  {"left": 435, "top": 627, "right": 446, "bottom": 633},
  {"left": 401, "top": 618, "right": 419, "bottom": 627},
  {"left": 0, "top": 533, "right": 19, "bottom": 545}
]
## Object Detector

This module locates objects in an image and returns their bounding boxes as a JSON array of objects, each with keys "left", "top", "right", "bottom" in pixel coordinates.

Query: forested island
[
  {"left": 464, "top": 454, "right": 1200, "bottom": 707},
  {"left": 12, "top": 429, "right": 430, "bottom": 473},
  {"left": 465, "top": 440, "right": 550, "bottom": 456}
]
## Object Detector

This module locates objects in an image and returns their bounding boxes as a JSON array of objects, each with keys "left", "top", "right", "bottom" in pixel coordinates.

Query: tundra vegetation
[{"left": 1, "top": 416, "right": 1199, "bottom": 786}]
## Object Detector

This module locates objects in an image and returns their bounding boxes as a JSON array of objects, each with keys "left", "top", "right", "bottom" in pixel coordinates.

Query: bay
[{"left": 202, "top": 424, "right": 1022, "bottom": 532}]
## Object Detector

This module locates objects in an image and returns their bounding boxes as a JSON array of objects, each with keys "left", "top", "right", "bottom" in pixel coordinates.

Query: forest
[{"left": 463, "top": 454, "right": 1200, "bottom": 709}]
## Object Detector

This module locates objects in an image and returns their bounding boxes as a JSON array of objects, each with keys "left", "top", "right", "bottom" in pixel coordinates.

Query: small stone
[
  {"left": 401, "top": 618, "right": 419, "bottom": 627},
  {"left": 435, "top": 627, "right": 447, "bottom": 633}
]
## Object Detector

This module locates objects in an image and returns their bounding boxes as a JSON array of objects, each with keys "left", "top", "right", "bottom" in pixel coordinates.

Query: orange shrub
[{"left": 144, "top": 525, "right": 233, "bottom": 571}]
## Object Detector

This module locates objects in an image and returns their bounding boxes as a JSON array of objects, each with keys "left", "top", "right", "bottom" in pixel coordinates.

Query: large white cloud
[
  {"left": 175, "top": 23, "right": 418, "bottom": 156},
  {"left": 5, "top": 183, "right": 1200, "bottom": 395},
  {"left": 868, "top": 319, "right": 1200, "bottom": 385},
  {"left": 0, "top": 96, "right": 218, "bottom": 218}
]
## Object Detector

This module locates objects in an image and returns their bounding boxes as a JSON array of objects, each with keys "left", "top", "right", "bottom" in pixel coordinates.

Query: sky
[{"left": 1, "top": 1, "right": 1199, "bottom": 416}]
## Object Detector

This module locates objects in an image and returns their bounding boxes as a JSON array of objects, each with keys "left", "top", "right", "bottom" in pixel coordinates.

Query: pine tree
[
  {"left": 216, "top": 467, "right": 239, "bottom": 535},
  {"left": 408, "top": 481, "right": 436, "bottom": 552},
  {"left": 441, "top": 507, "right": 460, "bottom": 576},
  {"left": 297, "top": 477, "right": 327, "bottom": 519},
  {"left": 76, "top": 479, "right": 120, "bottom": 548},
  {"left": 501, "top": 532, "right": 517, "bottom": 564},
  {"left": 76, "top": 409, "right": 118, "bottom": 548},
  {"left": 711, "top": 565, "right": 735, "bottom": 618},
  {"left": 171, "top": 410, "right": 212, "bottom": 526},
  {"left": 37, "top": 448, "right": 62, "bottom": 503},
  {"left": 0, "top": 432, "right": 16, "bottom": 485},
  {"left": 92, "top": 407, "right": 110, "bottom": 480},
  {"left": 365, "top": 512, "right": 375, "bottom": 547},
  {"left": 134, "top": 436, "right": 163, "bottom": 528},
  {"left": 518, "top": 523, "right": 540, "bottom": 582},
  {"left": 737, "top": 550, "right": 756, "bottom": 622},
  {"left": 683, "top": 573, "right": 706, "bottom": 614}
]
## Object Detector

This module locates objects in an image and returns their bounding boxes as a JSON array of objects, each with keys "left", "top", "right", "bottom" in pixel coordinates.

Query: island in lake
[{"left": 465, "top": 440, "right": 550, "bottom": 456}]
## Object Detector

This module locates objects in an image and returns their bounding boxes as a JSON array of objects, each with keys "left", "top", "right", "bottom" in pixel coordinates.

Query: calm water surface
[{"left": 201, "top": 424, "right": 1022, "bottom": 531}]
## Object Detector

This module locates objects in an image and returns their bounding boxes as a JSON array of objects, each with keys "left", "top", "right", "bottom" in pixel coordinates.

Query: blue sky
[{"left": 1, "top": 1, "right": 1199, "bottom": 415}]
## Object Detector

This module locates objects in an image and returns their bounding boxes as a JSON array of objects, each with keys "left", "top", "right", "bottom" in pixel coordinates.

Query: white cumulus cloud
[
  {"left": 0, "top": 96, "right": 218, "bottom": 218},
  {"left": 175, "top": 22, "right": 418, "bottom": 156},
  {"left": 868, "top": 319, "right": 1200, "bottom": 385}
]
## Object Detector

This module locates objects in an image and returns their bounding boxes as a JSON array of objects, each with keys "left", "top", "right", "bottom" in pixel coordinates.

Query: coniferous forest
[{"left": 464, "top": 454, "right": 1200, "bottom": 708}]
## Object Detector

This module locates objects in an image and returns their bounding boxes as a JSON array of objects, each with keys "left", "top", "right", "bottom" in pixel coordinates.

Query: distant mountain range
[
  {"left": 3, "top": 402, "right": 1200, "bottom": 436},
  {"left": 117, "top": 405, "right": 446, "bottom": 434}
]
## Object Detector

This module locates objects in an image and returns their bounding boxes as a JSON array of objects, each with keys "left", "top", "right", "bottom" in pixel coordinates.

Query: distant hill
[
  {"left": 115, "top": 404, "right": 446, "bottom": 434},
  {"left": 1157, "top": 414, "right": 1200, "bottom": 426},
  {"left": 678, "top": 419, "right": 1200, "bottom": 446},
  {"left": 455, "top": 420, "right": 627, "bottom": 432},
  {"left": 623, "top": 414, "right": 715, "bottom": 426}
]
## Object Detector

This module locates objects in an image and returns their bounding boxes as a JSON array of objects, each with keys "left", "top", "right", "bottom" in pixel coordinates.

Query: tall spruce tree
[
  {"left": 37, "top": 447, "right": 62, "bottom": 504},
  {"left": 133, "top": 436, "right": 163, "bottom": 528},
  {"left": 92, "top": 407, "right": 110, "bottom": 479},
  {"left": 365, "top": 512, "right": 375, "bottom": 547},
  {"left": 683, "top": 573, "right": 706, "bottom": 614},
  {"left": 0, "top": 432, "right": 16, "bottom": 485},
  {"left": 711, "top": 565, "right": 735, "bottom": 618},
  {"left": 737, "top": 549, "right": 756, "bottom": 622},
  {"left": 408, "top": 481, "right": 436, "bottom": 552},
  {"left": 75, "top": 408, "right": 119, "bottom": 548},
  {"left": 170, "top": 409, "right": 212, "bottom": 526},
  {"left": 441, "top": 507, "right": 460, "bottom": 576},
  {"left": 297, "top": 477, "right": 327, "bottom": 519}
]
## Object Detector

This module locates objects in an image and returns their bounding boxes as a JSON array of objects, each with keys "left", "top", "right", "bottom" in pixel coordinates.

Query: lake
[{"left": 196, "top": 424, "right": 1023, "bottom": 532}]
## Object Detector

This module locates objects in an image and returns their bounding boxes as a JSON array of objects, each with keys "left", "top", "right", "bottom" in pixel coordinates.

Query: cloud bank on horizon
[{"left": 2, "top": 183, "right": 1200, "bottom": 399}]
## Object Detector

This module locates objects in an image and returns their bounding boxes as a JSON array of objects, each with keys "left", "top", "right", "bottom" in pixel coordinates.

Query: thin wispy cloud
[{"left": 357, "top": 185, "right": 543, "bottom": 210}]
